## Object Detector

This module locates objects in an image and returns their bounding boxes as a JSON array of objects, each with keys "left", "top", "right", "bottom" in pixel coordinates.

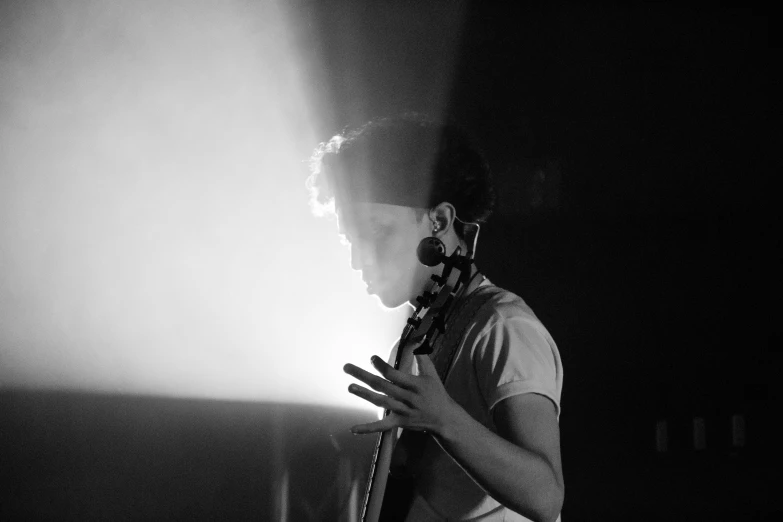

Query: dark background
[{"left": 1, "top": 2, "right": 777, "bottom": 520}]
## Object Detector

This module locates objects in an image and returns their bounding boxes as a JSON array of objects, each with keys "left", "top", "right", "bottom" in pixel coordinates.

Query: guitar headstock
[{"left": 396, "top": 241, "right": 476, "bottom": 361}]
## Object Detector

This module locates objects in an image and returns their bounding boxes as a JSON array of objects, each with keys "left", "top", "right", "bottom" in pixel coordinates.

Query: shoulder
[
  {"left": 468, "top": 284, "right": 564, "bottom": 417},
  {"left": 464, "top": 283, "right": 559, "bottom": 365},
  {"left": 471, "top": 284, "right": 547, "bottom": 340}
]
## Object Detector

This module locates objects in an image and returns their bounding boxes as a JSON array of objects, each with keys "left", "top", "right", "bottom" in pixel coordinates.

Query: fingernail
[{"left": 370, "top": 356, "right": 379, "bottom": 365}]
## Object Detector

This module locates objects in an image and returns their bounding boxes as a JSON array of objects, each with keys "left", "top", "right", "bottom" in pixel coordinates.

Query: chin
[{"left": 374, "top": 289, "right": 413, "bottom": 310}]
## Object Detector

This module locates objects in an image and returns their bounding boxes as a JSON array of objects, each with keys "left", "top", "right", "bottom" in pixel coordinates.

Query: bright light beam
[{"left": 0, "top": 0, "right": 412, "bottom": 410}]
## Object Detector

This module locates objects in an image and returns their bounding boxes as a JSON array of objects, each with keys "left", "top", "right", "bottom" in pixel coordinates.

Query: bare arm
[
  {"left": 435, "top": 392, "right": 564, "bottom": 522},
  {"left": 344, "top": 355, "right": 563, "bottom": 522}
]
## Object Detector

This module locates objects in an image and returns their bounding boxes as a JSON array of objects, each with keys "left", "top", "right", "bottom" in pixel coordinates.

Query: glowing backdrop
[{"left": 0, "top": 0, "right": 419, "bottom": 409}]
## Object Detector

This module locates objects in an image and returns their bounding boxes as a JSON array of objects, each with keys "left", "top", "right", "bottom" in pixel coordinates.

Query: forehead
[{"left": 336, "top": 202, "right": 420, "bottom": 234}]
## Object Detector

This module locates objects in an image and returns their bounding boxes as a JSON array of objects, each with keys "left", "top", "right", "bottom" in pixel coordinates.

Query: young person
[{"left": 307, "top": 114, "right": 564, "bottom": 522}]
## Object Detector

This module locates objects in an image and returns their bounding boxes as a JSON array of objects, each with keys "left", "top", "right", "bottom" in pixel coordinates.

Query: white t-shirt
[{"left": 391, "top": 282, "right": 563, "bottom": 521}]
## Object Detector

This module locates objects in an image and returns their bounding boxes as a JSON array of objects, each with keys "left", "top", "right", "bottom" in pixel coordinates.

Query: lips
[{"left": 363, "top": 277, "right": 377, "bottom": 293}]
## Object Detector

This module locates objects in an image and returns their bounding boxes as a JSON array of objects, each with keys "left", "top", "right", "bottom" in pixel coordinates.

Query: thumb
[{"left": 415, "top": 354, "right": 438, "bottom": 377}]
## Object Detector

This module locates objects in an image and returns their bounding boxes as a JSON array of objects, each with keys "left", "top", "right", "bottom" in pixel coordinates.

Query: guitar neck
[{"left": 361, "top": 427, "right": 396, "bottom": 521}]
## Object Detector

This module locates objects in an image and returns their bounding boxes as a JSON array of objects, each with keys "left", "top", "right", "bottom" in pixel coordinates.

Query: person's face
[{"left": 337, "top": 202, "right": 431, "bottom": 309}]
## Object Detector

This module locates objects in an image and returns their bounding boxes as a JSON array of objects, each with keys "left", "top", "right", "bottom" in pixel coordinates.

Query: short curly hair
[{"left": 307, "top": 113, "right": 495, "bottom": 238}]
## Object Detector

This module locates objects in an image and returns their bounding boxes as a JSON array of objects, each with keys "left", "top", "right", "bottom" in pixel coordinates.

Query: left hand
[{"left": 343, "top": 354, "right": 455, "bottom": 435}]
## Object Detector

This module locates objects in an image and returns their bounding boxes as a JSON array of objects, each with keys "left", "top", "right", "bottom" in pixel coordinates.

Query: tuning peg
[{"left": 416, "top": 291, "right": 434, "bottom": 307}]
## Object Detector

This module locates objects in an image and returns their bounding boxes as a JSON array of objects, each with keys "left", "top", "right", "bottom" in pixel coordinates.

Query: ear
[{"left": 429, "top": 202, "right": 457, "bottom": 236}]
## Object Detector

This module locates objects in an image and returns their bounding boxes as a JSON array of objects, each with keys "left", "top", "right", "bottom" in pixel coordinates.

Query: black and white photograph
[{"left": 0, "top": 1, "right": 775, "bottom": 520}]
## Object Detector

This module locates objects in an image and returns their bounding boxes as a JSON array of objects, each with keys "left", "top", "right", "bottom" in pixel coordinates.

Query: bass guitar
[{"left": 359, "top": 236, "right": 477, "bottom": 521}]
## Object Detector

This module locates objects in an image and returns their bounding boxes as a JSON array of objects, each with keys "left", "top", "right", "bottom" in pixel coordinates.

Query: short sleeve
[{"left": 472, "top": 313, "right": 562, "bottom": 418}]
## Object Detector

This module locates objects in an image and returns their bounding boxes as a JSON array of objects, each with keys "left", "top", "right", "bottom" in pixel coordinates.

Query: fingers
[
  {"left": 348, "top": 383, "right": 409, "bottom": 414},
  {"left": 343, "top": 361, "right": 417, "bottom": 398},
  {"left": 343, "top": 363, "right": 395, "bottom": 395},
  {"left": 369, "top": 356, "right": 419, "bottom": 390}
]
